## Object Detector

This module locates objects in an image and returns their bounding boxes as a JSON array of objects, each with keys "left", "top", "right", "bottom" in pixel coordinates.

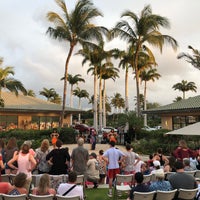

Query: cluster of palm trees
[{"left": 46, "top": 0, "right": 178, "bottom": 129}]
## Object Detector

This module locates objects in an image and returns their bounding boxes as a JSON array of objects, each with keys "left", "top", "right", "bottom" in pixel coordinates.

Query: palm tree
[
  {"left": 140, "top": 68, "right": 161, "bottom": 126},
  {"left": 111, "top": 92, "right": 125, "bottom": 113},
  {"left": 172, "top": 80, "right": 197, "bottom": 99},
  {"left": 177, "top": 45, "right": 200, "bottom": 70},
  {"left": 111, "top": 4, "right": 178, "bottom": 116},
  {"left": 102, "top": 66, "right": 119, "bottom": 127},
  {"left": 0, "top": 58, "right": 27, "bottom": 107},
  {"left": 173, "top": 96, "right": 183, "bottom": 102},
  {"left": 26, "top": 89, "right": 36, "bottom": 97},
  {"left": 46, "top": 0, "right": 107, "bottom": 127},
  {"left": 73, "top": 87, "right": 89, "bottom": 122},
  {"left": 50, "top": 93, "right": 62, "bottom": 104},
  {"left": 39, "top": 87, "right": 57, "bottom": 101}
]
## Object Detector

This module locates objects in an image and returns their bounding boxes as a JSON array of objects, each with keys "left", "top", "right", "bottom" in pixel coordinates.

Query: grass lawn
[{"left": 85, "top": 188, "right": 128, "bottom": 200}]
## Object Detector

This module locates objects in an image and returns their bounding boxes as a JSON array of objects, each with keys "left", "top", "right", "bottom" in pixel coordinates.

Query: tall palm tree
[
  {"left": 50, "top": 93, "right": 62, "bottom": 104},
  {"left": 177, "top": 45, "right": 200, "bottom": 70},
  {"left": 39, "top": 87, "right": 57, "bottom": 101},
  {"left": 140, "top": 68, "right": 161, "bottom": 126},
  {"left": 172, "top": 80, "right": 197, "bottom": 99},
  {"left": 111, "top": 4, "right": 178, "bottom": 116},
  {"left": 73, "top": 87, "right": 89, "bottom": 122},
  {"left": 0, "top": 58, "right": 27, "bottom": 107},
  {"left": 46, "top": 0, "right": 107, "bottom": 127}
]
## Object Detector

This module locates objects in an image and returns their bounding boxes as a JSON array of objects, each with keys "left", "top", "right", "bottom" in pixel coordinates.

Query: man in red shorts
[{"left": 102, "top": 141, "right": 125, "bottom": 197}]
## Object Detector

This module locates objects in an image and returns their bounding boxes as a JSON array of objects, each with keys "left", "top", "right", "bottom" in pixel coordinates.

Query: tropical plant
[
  {"left": 26, "top": 89, "right": 36, "bottom": 97},
  {"left": 140, "top": 68, "right": 161, "bottom": 126},
  {"left": 46, "top": 0, "right": 107, "bottom": 127},
  {"left": 64, "top": 74, "right": 85, "bottom": 107},
  {"left": 0, "top": 57, "right": 27, "bottom": 107},
  {"left": 177, "top": 45, "right": 200, "bottom": 70},
  {"left": 50, "top": 93, "right": 62, "bottom": 104},
  {"left": 173, "top": 96, "right": 183, "bottom": 102},
  {"left": 111, "top": 4, "right": 178, "bottom": 117},
  {"left": 73, "top": 87, "right": 89, "bottom": 121},
  {"left": 111, "top": 92, "right": 125, "bottom": 113},
  {"left": 39, "top": 87, "right": 57, "bottom": 101},
  {"left": 172, "top": 80, "right": 197, "bottom": 99}
]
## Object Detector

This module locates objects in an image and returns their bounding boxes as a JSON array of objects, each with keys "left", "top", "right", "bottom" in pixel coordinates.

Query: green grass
[{"left": 85, "top": 188, "right": 128, "bottom": 200}]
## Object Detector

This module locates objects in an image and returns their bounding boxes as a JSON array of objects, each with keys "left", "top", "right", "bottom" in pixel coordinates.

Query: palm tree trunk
[
  {"left": 99, "top": 76, "right": 103, "bottom": 132},
  {"left": 103, "top": 80, "right": 106, "bottom": 127},
  {"left": 125, "top": 67, "right": 129, "bottom": 112},
  {"left": 70, "top": 85, "right": 73, "bottom": 126},
  {"left": 144, "top": 81, "right": 147, "bottom": 126},
  {"left": 61, "top": 45, "right": 74, "bottom": 127},
  {"left": 78, "top": 98, "right": 81, "bottom": 122},
  {"left": 93, "top": 69, "right": 98, "bottom": 131}
]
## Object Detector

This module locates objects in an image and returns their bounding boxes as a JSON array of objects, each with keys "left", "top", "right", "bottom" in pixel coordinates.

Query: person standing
[
  {"left": 50, "top": 129, "right": 59, "bottom": 149},
  {"left": 102, "top": 141, "right": 125, "bottom": 197},
  {"left": 123, "top": 143, "right": 140, "bottom": 175},
  {"left": 107, "top": 129, "right": 118, "bottom": 143},
  {"left": 35, "top": 139, "right": 51, "bottom": 174},
  {"left": 97, "top": 150, "right": 106, "bottom": 184},
  {"left": 7, "top": 143, "right": 37, "bottom": 192},
  {"left": 173, "top": 140, "right": 195, "bottom": 161},
  {"left": 4, "top": 137, "right": 18, "bottom": 174},
  {"left": 71, "top": 138, "right": 89, "bottom": 176},
  {"left": 46, "top": 139, "right": 70, "bottom": 175}
]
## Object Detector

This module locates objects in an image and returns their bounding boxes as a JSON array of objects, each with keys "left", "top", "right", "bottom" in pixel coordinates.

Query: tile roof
[
  {"left": 143, "top": 95, "right": 200, "bottom": 114},
  {"left": 0, "top": 91, "right": 82, "bottom": 113}
]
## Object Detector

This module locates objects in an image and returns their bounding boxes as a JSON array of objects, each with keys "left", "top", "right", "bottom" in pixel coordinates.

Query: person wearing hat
[
  {"left": 149, "top": 170, "right": 172, "bottom": 191},
  {"left": 86, "top": 152, "right": 99, "bottom": 188}
]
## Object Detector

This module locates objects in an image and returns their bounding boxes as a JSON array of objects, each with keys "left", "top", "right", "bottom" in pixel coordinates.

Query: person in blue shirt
[{"left": 150, "top": 171, "right": 172, "bottom": 191}]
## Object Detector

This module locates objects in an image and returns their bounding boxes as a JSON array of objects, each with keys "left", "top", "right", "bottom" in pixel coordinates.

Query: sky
[{"left": 1, "top": 0, "right": 200, "bottom": 111}]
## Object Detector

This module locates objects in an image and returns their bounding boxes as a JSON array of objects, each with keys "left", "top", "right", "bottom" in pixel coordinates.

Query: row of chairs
[
  {"left": 113, "top": 174, "right": 199, "bottom": 200},
  {"left": 0, "top": 194, "right": 80, "bottom": 200}
]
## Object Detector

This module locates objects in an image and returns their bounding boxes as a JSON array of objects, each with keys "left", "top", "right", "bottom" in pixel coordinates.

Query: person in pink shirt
[{"left": 7, "top": 143, "right": 37, "bottom": 193}]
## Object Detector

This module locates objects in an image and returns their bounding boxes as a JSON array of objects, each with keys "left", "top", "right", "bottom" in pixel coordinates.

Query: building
[
  {"left": 143, "top": 95, "right": 200, "bottom": 130},
  {"left": 0, "top": 91, "right": 82, "bottom": 131}
]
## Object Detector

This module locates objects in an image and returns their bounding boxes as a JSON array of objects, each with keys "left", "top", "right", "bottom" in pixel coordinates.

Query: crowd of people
[{"left": 0, "top": 134, "right": 200, "bottom": 200}]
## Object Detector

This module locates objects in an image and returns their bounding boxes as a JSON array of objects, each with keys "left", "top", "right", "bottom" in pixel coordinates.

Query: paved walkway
[{"left": 65, "top": 143, "right": 148, "bottom": 161}]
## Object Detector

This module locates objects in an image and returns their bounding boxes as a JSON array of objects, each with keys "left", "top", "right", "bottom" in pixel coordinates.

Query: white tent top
[{"left": 165, "top": 122, "right": 200, "bottom": 135}]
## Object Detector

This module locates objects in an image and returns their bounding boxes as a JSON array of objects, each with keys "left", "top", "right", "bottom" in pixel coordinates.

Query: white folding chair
[
  {"left": 165, "top": 172, "right": 175, "bottom": 180},
  {"left": 49, "top": 174, "right": 65, "bottom": 190},
  {"left": 143, "top": 174, "right": 152, "bottom": 184},
  {"left": 113, "top": 174, "right": 134, "bottom": 200},
  {"left": 177, "top": 188, "right": 198, "bottom": 200},
  {"left": 56, "top": 194, "right": 80, "bottom": 200},
  {"left": 2, "top": 194, "right": 27, "bottom": 200},
  {"left": 31, "top": 174, "right": 42, "bottom": 188},
  {"left": 134, "top": 191, "right": 156, "bottom": 200},
  {"left": 184, "top": 170, "right": 196, "bottom": 176},
  {"left": 195, "top": 170, "right": 200, "bottom": 178},
  {"left": 9, "top": 174, "right": 16, "bottom": 185},
  {"left": 29, "top": 194, "right": 55, "bottom": 200},
  {"left": 155, "top": 189, "right": 177, "bottom": 200}
]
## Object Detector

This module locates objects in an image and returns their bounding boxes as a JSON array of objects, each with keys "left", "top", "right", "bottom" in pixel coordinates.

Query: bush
[{"left": 0, "top": 127, "right": 77, "bottom": 150}]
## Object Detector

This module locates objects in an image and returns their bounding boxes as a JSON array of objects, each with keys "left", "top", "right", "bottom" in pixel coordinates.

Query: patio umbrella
[{"left": 165, "top": 122, "right": 200, "bottom": 135}]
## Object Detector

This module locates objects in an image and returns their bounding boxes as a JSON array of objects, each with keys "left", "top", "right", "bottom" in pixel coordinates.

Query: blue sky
[{"left": 0, "top": 0, "right": 200, "bottom": 111}]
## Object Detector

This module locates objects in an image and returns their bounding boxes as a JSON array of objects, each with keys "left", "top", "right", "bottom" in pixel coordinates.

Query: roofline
[{"left": 142, "top": 108, "right": 200, "bottom": 114}]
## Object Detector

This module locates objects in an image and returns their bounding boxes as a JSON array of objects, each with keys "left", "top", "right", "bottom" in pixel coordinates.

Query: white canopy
[{"left": 165, "top": 122, "right": 200, "bottom": 135}]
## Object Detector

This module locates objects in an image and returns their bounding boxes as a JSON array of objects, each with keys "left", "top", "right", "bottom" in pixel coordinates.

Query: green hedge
[{"left": 0, "top": 128, "right": 77, "bottom": 149}]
